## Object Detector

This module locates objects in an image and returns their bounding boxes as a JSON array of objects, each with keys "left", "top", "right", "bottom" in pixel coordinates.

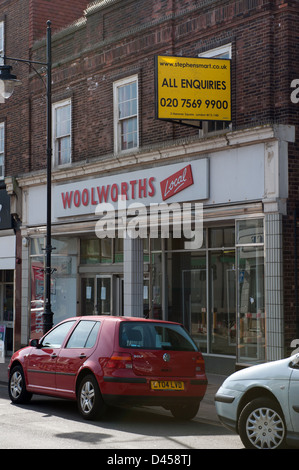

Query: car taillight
[
  {"left": 106, "top": 352, "right": 133, "bottom": 370},
  {"left": 195, "top": 355, "right": 205, "bottom": 373}
]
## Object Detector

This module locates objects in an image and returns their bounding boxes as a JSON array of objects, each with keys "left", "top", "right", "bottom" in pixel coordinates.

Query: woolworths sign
[{"left": 155, "top": 55, "right": 231, "bottom": 125}]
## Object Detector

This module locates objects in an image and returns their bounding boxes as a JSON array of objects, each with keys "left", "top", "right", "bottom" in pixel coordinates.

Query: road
[{"left": 0, "top": 382, "right": 243, "bottom": 450}]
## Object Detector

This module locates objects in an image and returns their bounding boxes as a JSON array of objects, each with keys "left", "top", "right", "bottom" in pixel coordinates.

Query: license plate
[{"left": 150, "top": 380, "right": 184, "bottom": 391}]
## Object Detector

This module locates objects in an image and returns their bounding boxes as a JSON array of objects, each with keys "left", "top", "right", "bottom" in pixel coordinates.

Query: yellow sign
[{"left": 155, "top": 55, "right": 231, "bottom": 122}]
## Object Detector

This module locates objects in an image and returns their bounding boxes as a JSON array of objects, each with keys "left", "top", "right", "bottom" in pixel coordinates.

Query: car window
[
  {"left": 66, "top": 320, "right": 100, "bottom": 348},
  {"left": 119, "top": 322, "right": 198, "bottom": 351},
  {"left": 41, "top": 321, "right": 76, "bottom": 349}
]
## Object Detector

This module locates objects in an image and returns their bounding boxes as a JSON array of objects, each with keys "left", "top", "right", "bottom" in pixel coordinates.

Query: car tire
[
  {"left": 77, "top": 374, "right": 106, "bottom": 420},
  {"left": 8, "top": 365, "right": 32, "bottom": 404},
  {"left": 170, "top": 402, "right": 200, "bottom": 420},
  {"left": 238, "top": 397, "right": 286, "bottom": 449}
]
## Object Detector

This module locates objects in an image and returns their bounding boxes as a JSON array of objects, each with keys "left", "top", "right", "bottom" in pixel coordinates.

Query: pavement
[{"left": 0, "top": 356, "right": 226, "bottom": 424}]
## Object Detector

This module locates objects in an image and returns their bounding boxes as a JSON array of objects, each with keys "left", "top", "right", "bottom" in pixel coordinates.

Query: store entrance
[{"left": 80, "top": 275, "right": 124, "bottom": 316}]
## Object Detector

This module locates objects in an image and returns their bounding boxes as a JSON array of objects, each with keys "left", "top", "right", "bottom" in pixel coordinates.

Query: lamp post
[{"left": 0, "top": 21, "right": 53, "bottom": 334}]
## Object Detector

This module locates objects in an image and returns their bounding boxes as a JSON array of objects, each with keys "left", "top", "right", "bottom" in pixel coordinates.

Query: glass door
[
  {"left": 81, "top": 277, "right": 95, "bottom": 315},
  {"left": 96, "top": 276, "right": 112, "bottom": 315},
  {"left": 80, "top": 275, "right": 116, "bottom": 315}
]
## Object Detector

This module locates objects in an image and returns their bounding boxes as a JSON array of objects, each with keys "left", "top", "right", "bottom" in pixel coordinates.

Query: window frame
[
  {"left": 52, "top": 98, "right": 72, "bottom": 167},
  {"left": 113, "top": 74, "right": 139, "bottom": 154}
]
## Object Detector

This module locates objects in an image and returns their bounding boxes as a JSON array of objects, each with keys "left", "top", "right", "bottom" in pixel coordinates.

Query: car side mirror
[
  {"left": 29, "top": 338, "right": 42, "bottom": 348},
  {"left": 290, "top": 354, "right": 299, "bottom": 369}
]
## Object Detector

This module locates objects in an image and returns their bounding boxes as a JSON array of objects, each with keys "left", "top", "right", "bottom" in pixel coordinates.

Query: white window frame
[
  {"left": 52, "top": 99, "right": 72, "bottom": 167},
  {"left": 199, "top": 44, "right": 232, "bottom": 136},
  {"left": 0, "top": 21, "right": 4, "bottom": 65},
  {"left": 0, "top": 122, "right": 4, "bottom": 179},
  {"left": 200, "top": 44, "right": 232, "bottom": 59},
  {"left": 113, "top": 75, "right": 139, "bottom": 154}
]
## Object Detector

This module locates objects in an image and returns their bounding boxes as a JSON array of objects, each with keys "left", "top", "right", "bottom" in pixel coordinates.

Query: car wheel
[
  {"left": 8, "top": 365, "right": 32, "bottom": 404},
  {"left": 238, "top": 397, "right": 286, "bottom": 449},
  {"left": 77, "top": 374, "right": 106, "bottom": 420},
  {"left": 170, "top": 402, "right": 199, "bottom": 420}
]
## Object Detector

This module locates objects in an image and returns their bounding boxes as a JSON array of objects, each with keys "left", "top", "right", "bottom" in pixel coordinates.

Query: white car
[{"left": 215, "top": 354, "right": 299, "bottom": 449}]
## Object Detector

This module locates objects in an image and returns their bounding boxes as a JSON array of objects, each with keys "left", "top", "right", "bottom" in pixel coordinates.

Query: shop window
[
  {"left": 209, "top": 227, "right": 235, "bottom": 248},
  {"left": 53, "top": 99, "right": 72, "bottom": 166},
  {"left": 114, "top": 238, "right": 124, "bottom": 263},
  {"left": 0, "top": 269, "right": 14, "bottom": 353},
  {"left": 0, "top": 270, "right": 13, "bottom": 321},
  {"left": 0, "top": 122, "right": 4, "bottom": 179},
  {"left": 237, "top": 218, "right": 264, "bottom": 245},
  {"left": 30, "top": 237, "right": 78, "bottom": 336},
  {"left": 113, "top": 75, "right": 138, "bottom": 153},
  {"left": 80, "top": 238, "right": 112, "bottom": 264},
  {"left": 165, "top": 230, "right": 206, "bottom": 251},
  {"left": 151, "top": 252, "right": 163, "bottom": 320},
  {"left": 209, "top": 250, "right": 236, "bottom": 356},
  {"left": 236, "top": 219, "right": 265, "bottom": 364}
]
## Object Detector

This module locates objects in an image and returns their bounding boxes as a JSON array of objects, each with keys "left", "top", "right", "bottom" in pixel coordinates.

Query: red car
[{"left": 8, "top": 316, "right": 207, "bottom": 420}]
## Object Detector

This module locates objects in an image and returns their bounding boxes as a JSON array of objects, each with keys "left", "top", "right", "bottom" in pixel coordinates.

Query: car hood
[{"left": 221, "top": 356, "right": 296, "bottom": 389}]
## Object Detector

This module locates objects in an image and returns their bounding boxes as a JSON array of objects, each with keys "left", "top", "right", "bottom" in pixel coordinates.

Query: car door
[
  {"left": 27, "top": 320, "right": 76, "bottom": 393},
  {"left": 55, "top": 320, "right": 101, "bottom": 397}
]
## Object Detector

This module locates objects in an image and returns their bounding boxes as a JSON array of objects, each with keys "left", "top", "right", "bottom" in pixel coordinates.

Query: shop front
[{"left": 18, "top": 125, "right": 294, "bottom": 372}]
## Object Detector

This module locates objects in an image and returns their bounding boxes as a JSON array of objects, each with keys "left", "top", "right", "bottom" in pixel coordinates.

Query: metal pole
[{"left": 44, "top": 20, "right": 53, "bottom": 334}]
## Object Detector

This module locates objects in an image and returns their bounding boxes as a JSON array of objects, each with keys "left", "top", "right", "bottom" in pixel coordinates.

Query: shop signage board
[
  {"left": 53, "top": 158, "right": 209, "bottom": 218},
  {"left": 155, "top": 55, "right": 231, "bottom": 124}
]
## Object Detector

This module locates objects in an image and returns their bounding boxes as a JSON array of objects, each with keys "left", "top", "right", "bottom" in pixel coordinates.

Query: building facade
[{"left": 1, "top": 0, "right": 299, "bottom": 373}]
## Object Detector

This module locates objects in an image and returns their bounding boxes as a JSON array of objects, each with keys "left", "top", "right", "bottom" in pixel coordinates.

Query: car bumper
[
  {"left": 215, "top": 387, "right": 241, "bottom": 434},
  {"left": 102, "top": 393, "right": 203, "bottom": 408},
  {"left": 100, "top": 375, "right": 207, "bottom": 406}
]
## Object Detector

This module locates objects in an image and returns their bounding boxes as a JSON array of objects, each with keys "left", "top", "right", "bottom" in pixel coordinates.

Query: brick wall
[
  {"left": 0, "top": 0, "right": 31, "bottom": 177},
  {"left": 29, "top": 0, "right": 90, "bottom": 45},
  {"left": 27, "top": 0, "right": 298, "bottom": 167}
]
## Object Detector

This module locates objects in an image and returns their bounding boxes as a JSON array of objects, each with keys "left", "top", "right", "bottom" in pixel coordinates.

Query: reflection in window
[
  {"left": 42, "top": 321, "right": 75, "bottom": 348},
  {"left": 66, "top": 320, "right": 100, "bottom": 348}
]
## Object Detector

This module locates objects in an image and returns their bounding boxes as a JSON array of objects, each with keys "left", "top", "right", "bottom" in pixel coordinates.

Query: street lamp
[{"left": 0, "top": 21, "right": 53, "bottom": 334}]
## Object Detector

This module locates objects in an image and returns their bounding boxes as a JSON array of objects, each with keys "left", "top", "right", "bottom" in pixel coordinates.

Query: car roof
[{"left": 68, "top": 315, "right": 181, "bottom": 326}]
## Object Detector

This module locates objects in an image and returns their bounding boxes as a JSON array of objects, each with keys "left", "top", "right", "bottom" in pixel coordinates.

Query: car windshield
[{"left": 119, "top": 321, "right": 198, "bottom": 351}]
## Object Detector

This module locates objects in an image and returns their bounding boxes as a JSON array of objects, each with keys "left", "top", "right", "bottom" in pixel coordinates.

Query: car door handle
[
  {"left": 51, "top": 353, "right": 58, "bottom": 359},
  {"left": 79, "top": 353, "right": 86, "bottom": 359}
]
